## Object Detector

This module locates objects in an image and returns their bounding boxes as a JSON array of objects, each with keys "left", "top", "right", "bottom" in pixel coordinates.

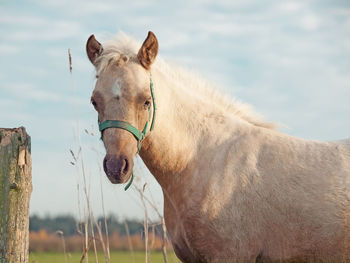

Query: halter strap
[
  {"left": 98, "top": 75, "right": 156, "bottom": 190},
  {"left": 99, "top": 120, "right": 144, "bottom": 141}
]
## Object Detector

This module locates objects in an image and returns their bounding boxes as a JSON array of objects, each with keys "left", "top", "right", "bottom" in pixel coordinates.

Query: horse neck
[{"left": 139, "top": 69, "right": 241, "bottom": 189}]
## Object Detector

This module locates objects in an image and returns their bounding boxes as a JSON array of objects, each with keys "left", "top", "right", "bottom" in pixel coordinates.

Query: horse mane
[{"left": 96, "top": 32, "right": 276, "bottom": 130}]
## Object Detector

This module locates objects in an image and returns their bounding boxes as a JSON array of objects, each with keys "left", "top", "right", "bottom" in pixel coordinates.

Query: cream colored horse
[{"left": 86, "top": 31, "right": 350, "bottom": 262}]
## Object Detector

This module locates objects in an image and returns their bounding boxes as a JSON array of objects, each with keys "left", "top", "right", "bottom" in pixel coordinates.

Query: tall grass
[{"left": 30, "top": 251, "right": 176, "bottom": 263}]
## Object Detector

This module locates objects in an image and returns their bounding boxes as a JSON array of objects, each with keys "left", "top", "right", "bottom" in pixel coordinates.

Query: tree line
[{"left": 29, "top": 214, "right": 149, "bottom": 237}]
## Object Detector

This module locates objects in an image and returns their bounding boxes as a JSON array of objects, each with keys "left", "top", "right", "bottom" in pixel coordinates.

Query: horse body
[
  {"left": 139, "top": 69, "right": 350, "bottom": 262},
  {"left": 86, "top": 32, "right": 350, "bottom": 262}
]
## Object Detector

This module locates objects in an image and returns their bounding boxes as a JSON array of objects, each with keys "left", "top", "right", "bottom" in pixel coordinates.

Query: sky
[{"left": 1, "top": 0, "right": 349, "bottom": 220}]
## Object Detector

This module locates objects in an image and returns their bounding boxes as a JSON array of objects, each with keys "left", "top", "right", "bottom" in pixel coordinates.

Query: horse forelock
[{"left": 94, "top": 32, "right": 140, "bottom": 75}]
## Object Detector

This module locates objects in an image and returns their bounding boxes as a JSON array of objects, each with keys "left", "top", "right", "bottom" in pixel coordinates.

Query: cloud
[
  {"left": 278, "top": 2, "right": 305, "bottom": 12},
  {"left": 332, "top": 8, "right": 350, "bottom": 16},
  {"left": 0, "top": 14, "right": 47, "bottom": 26},
  {"left": 0, "top": 98, "right": 17, "bottom": 107},
  {"left": 5, "top": 83, "right": 63, "bottom": 102},
  {"left": 299, "top": 14, "right": 320, "bottom": 31},
  {"left": 198, "top": 21, "right": 269, "bottom": 38},
  {"left": 0, "top": 9, "right": 85, "bottom": 42},
  {"left": 33, "top": 0, "right": 157, "bottom": 16},
  {"left": 8, "top": 20, "right": 84, "bottom": 42},
  {"left": 3, "top": 83, "right": 87, "bottom": 106},
  {"left": 19, "top": 67, "right": 49, "bottom": 77},
  {"left": 157, "top": 31, "right": 191, "bottom": 49},
  {"left": 0, "top": 44, "right": 21, "bottom": 55}
]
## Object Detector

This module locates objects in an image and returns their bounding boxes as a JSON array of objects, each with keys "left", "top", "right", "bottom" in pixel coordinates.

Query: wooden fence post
[{"left": 0, "top": 127, "right": 32, "bottom": 263}]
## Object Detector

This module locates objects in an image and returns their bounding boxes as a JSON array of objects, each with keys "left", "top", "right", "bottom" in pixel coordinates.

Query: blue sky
[{"left": 1, "top": 0, "right": 349, "bottom": 220}]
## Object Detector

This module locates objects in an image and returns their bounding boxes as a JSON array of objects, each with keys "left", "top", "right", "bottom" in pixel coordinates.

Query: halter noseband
[{"left": 98, "top": 75, "right": 156, "bottom": 190}]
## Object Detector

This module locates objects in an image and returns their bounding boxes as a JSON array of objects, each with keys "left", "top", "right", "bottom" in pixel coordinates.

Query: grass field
[{"left": 29, "top": 251, "right": 180, "bottom": 263}]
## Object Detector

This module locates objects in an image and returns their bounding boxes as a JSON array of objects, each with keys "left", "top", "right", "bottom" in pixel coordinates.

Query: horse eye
[{"left": 143, "top": 100, "right": 151, "bottom": 109}]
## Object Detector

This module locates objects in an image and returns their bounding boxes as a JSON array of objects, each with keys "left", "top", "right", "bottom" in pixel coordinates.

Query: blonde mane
[{"left": 96, "top": 32, "right": 275, "bottom": 129}]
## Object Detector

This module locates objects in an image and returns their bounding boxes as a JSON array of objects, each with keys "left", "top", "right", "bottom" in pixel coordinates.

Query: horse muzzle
[{"left": 103, "top": 154, "right": 133, "bottom": 184}]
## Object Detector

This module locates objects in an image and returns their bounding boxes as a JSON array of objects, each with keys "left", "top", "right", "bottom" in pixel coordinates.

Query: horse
[{"left": 86, "top": 31, "right": 350, "bottom": 262}]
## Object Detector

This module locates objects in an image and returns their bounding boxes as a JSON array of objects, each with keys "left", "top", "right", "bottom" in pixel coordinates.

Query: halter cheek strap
[{"left": 98, "top": 75, "right": 156, "bottom": 190}]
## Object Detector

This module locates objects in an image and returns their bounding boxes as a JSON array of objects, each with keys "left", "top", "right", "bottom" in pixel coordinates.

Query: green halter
[{"left": 99, "top": 75, "right": 156, "bottom": 190}]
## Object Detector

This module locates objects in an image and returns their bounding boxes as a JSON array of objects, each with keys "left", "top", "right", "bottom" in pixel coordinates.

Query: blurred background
[{"left": 1, "top": 0, "right": 349, "bottom": 227}]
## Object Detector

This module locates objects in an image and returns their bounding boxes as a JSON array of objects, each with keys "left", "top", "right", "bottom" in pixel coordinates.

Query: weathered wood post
[{"left": 0, "top": 127, "right": 32, "bottom": 263}]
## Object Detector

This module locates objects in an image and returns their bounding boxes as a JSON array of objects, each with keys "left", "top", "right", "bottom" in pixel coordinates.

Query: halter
[{"left": 98, "top": 75, "right": 156, "bottom": 190}]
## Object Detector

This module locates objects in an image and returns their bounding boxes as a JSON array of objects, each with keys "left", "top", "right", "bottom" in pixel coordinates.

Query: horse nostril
[
  {"left": 103, "top": 155, "right": 109, "bottom": 174},
  {"left": 122, "top": 158, "right": 129, "bottom": 175}
]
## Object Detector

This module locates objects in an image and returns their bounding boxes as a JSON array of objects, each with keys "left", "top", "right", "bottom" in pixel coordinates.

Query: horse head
[{"left": 86, "top": 31, "right": 158, "bottom": 185}]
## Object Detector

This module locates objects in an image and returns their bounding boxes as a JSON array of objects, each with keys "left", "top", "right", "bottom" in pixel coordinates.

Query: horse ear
[
  {"left": 137, "top": 31, "right": 158, "bottom": 70},
  {"left": 86, "top": 34, "right": 103, "bottom": 65}
]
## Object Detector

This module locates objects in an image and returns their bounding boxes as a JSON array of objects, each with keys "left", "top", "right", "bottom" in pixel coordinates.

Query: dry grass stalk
[
  {"left": 97, "top": 161, "right": 110, "bottom": 261},
  {"left": 67, "top": 49, "right": 89, "bottom": 263},
  {"left": 150, "top": 224, "right": 156, "bottom": 251},
  {"left": 80, "top": 236, "right": 94, "bottom": 263},
  {"left": 94, "top": 220, "right": 110, "bottom": 263},
  {"left": 103, "top": 212, "right": 110, "bottom": 261},
  {"left": 68, "top": 48, "right": 100, "bottom": 263},
  {"left": 136, "top": 188, "right": 169, "bottom": 263},
  {"left": 68, "top": 48, "right": 94, "bottom": 262},
  {"left": 70, "top": 147, "right": 85, "bottom": 260},
  {"left": 90, "top": 129, "right": 112, "bottom": 262},
  {"left": 136, "top": 183, "right": 150, "bottom": 263},
  {"left": 68, "top": 48, "right": 72, "bottom": 74},
  {"left": 89, "top": 215, "right": 98, "bottom": 263},
  {"left": 84, "top": 222, "right": 89, "bottom": 263},
  {"left": 55, "top": 230, "right": 68, "bottom": 263},
  {"left": 124, "top": 218, "right": 135, "bottom": 263},
  {"left": 79, "top": 143, "right": 98, "bottom": 263},
  {"left": 161, "top": 217, "right": 169, "bottom": 263}
]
